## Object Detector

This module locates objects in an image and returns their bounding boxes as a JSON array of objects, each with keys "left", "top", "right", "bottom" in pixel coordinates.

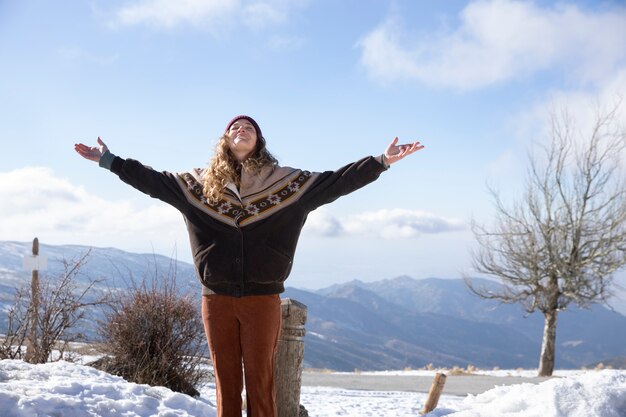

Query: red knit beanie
[{"left": 225, "top": 115, "right": 263, "bottom": 138}]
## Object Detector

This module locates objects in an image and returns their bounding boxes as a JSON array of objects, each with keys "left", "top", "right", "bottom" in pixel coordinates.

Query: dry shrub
[
  {"left": 1, "top": 251, "right": 105, "bottom": 363},
  {"left": 448, "top": 366, "right": 466, "bottom": 376},
  {"left": 447, "top": 365, "right": 479, "bottom": 376},
  {"left": 96, "top": 272, "right": 208, "bottom": 397},
  {"left": 0, "top": 287, "right": 30, "bottom": 360}
]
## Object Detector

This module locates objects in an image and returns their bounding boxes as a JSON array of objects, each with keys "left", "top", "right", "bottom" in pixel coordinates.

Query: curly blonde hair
[{"left": 203, "top": 133, "right": 278, "bottom": 203}]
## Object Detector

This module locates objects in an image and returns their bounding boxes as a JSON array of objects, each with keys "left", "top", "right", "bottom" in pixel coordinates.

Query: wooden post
[
  {"left": 420, "top": 373, "right": 446, "bottom": 415},
  {"left": 274, "top": 298, "right": 307, "bottom": 417},
  {"left": 25, "top": 237, "right": 40, "bottom": 362}
]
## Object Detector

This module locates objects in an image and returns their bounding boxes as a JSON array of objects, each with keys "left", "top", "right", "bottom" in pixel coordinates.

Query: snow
[
  {"left": 1, "top": 359, "right": 625, "bottom": 417},
  {"left": 0, "top": 360, "right": 216, "bottom": 417},
  {"left": 300, "top": 387, "right": 465, "bottom": 416},
  {"left": 447, "top": 371, "right": 626, "bottom": 417},
  {"left": 354, "top": 368, "right": 585, "bottom": 378}
]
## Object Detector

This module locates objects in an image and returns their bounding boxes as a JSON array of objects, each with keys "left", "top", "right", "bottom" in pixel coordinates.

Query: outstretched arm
[
  {"left": 74, "top": 137, "right": 186, "bottom": 209},
  {"left": 74, "top": 137, "right": 109, "bottom": 163},
  {"left": 383, "top": 137, "right": 424, "bottom": 165}
]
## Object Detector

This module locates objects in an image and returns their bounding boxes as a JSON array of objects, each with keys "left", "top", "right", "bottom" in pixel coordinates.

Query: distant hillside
[
  {"left": 0, "top": 241, "right": 198, "bottom": 338},
  {"left": 294, "top": 277, "right": 626, "bottom": 370},
  {"left": 2, "top": 241, "right": 625, "bottom": 371},
  {"left": 284, "top": 286, "right": 540, "bottom": 370},
  {"left": 350, "top": 276, "right": 626, "bottom": 365}
]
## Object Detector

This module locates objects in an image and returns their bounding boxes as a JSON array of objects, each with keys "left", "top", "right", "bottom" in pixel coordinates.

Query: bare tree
[
  {"left": 467, "top": 102, "right": 626, "bottom": 376},
  {"left": 0, "top": 286, "right": 31, "bottom": 360},
  {"left": 0, "top": 251, "right": 107, "bottom": 363},
  {"left": 34, "top": 253, "right": 107, "bottom": 362}
]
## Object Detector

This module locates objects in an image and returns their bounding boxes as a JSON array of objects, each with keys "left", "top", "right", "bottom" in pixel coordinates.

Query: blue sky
[{"left": 1, "top": 0, "right": 625, "bottom": 291}]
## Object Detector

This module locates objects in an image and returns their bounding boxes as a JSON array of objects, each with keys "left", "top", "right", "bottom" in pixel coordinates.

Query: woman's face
[{"left": 227, "top": 119, "right": 258, "bottom": 161}]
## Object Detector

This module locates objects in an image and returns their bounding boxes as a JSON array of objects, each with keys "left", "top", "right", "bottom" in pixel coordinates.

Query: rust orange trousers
[{"left": 202, "top": 294, "right": 282, "bottom": 417}]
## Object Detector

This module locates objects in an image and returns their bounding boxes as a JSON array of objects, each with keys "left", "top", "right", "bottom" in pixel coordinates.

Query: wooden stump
[
  {"left": 420, "top": 372, "right": 447, "bottom": 414},
  {"left": 274, "top": 298, "right": 307, "bottom": 417},
  {"left": 24, "top": 238, "right": 40, "bottom": 363}
]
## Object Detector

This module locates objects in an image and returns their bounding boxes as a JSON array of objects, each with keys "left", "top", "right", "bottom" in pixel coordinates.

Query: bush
[
  {"left": 1, "top": 251, "right": 105, "bottom": 363},
  {"left": 96, "top": 271, "right": 209, "bottom": 397},
  {"left": 0, "top": 285, "right": 30, "bottom": 360}
]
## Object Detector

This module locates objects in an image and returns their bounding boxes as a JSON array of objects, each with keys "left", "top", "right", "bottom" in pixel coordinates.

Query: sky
[
  {"left": 1, "top": 359, "right": 625, "bottom": 416},
  {"left": 1, "top": 0, "right": 626, "bottom": 291}
]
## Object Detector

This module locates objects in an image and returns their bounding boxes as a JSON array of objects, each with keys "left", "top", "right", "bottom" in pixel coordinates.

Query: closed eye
[{"left": 230, "top": 124, "right": 254, "bottom": 132}]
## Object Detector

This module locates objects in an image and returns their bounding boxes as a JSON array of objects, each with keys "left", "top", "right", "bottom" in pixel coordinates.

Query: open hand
[
  {"left": 384, "top": 137, "right": 424, "bottom": 165},
  {"left": 74, "top": 137, "right": 108, "bottom": 162}
]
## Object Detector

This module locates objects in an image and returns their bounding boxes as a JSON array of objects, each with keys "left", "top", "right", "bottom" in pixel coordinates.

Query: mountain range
[
  {"left": 1, "top": 241, "right": 625, "bottom": 371},
  {"left": 286, "top": 278, "right": 626, "bottom": 370}
]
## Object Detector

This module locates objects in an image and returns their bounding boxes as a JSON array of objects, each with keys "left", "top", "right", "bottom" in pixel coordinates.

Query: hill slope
[{"left": 2, "top": 241, "right": 624, "bottom": 370}]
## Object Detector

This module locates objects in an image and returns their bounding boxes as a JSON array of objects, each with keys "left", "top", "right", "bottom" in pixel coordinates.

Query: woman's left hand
[{"left": 384, "top": 137, "right": 424, "bottom": 165}]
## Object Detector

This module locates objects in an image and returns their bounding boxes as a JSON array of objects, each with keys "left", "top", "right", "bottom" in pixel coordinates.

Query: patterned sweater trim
[{"left": 175, "top": 166, "right": 320, "bottom": 226}]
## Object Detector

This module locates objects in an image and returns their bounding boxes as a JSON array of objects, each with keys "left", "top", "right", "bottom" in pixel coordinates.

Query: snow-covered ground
[
  {"left": 353, "top": 368, "right": 586, "bottom": 378},
  {"left": 0, "top": 359, "right": 624, "bottom": 417}
]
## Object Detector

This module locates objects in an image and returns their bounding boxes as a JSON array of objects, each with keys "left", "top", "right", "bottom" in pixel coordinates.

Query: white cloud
[
  {"left": 242, "top": 1, "right": 286, "bottom": 28},
  {"left": 0, "top": 167, "right": 186, "bottom": 256},
  {"left": 485, "top": 148, "right": 520, "bottom": 182},
  {"left": 357, "top": 0, "right": 626, "bottom": 90},
  {"left": 510, "top": 69, "right": 626, "bottom": 156},
  {"left": 115, "top": 0, "right": 238, "bottom": 29},
  {"left": 113, "top": 0, "right": 308, "bottom": 31},
  {"left": 304, "top": 208, "right": 465, "bottom": 239},
  {"left": 304, "top": 209, "right": 344, "bottom": 237}
]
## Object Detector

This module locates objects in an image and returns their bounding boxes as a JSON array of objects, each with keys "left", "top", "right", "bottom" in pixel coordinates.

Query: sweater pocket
[
  {"left": 194, "top": 242, "right": 222, "bottom": 284},
  {"left": 249, "top": 240, "right": 293, "bottom": 284}
]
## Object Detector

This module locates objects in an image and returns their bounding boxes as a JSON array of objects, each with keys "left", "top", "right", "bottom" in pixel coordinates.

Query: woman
[{"left": 74, "top": 115, "right": 424, "bottom": 417}]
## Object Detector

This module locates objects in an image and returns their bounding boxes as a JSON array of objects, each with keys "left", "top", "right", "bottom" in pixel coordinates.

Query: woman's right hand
[{"left": 74, "top": 137, "right": 109, "bottom": 162}]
